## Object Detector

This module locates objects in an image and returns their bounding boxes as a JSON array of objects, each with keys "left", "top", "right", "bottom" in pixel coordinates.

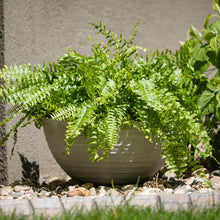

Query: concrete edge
[{"left": 0, "top": 192, "right": 220, "bottom": 216}]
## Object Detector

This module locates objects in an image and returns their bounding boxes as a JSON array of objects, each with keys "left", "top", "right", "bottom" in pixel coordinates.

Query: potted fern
[{"left": 0, "top": 22, "right": 212, "bottom": 184}]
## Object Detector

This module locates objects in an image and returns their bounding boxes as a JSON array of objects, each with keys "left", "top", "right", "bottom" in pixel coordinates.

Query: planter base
[{"left": 43, "top": 120, "right": 164, "bottom": 185}]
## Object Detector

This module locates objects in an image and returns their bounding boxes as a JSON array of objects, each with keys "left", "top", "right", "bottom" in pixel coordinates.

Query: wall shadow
[{"left": 18, "top": 152, "right": 39, "bottom": 185}]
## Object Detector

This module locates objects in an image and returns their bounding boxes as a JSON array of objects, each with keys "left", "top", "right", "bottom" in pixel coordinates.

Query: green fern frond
[
  {"left": 4, "top": 84, "right": 53, "bottom": 108},
  {"left": 51, "top": 105, "right": 76, "bottom": 121},
  {"left": 0, "top": 112, "right": 30, "bottom": 154},
  {"left": 86, "top": 105, "right": 126, "bottom": 162},
  {"left": 104, "top": 105, "right": 126, "bottom": 153},
  {"left": 0, "top": 107, "right": 23, "bottom": 126},
  {"left": 130, "top": 79, "right": 163, "bottom": 110},
  {"left": 65, "top": 103, "right": 96, "bottom": 154},
  {"left": 87, "top": 124, "right": 106, "bottom": 163},
  {"left": 0, "top": 64, "right": 46, "bottom": 85}
]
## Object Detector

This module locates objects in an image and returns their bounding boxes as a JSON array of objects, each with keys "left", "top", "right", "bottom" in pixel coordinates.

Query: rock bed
[
  {"left": 1, "top": 168, "right": 220, "bottom": 216},
  {"left": 1, "top": 168, "right": 220, "bottom": 200}
]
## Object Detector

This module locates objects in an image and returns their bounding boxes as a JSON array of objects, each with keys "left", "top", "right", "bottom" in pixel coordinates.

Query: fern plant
[{"left": 0, "top": 21, "right": 212, "bottom": 174}]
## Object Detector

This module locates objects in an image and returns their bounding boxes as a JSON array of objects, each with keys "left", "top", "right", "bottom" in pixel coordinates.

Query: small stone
[
  {"left": 60, "top": 191, "right": 68, "bottom": 197},
  {"left": 192, "top": 177, "right": 206, "bottom": 185},
  {"left": 68, "top": 187, "right": 91, "bottom": 196},
  {"left": 68, "top": 185, "right": 79, "bottom": 191},
  {"left": 163, "top": 170, "right": 177, "bottom": 180},
  {"left": 210, "top": 176, "right": 220, "bottom": 190},
  {"left": 211, "top": 170, "right": 220, "bottom": 177},
  {"left": 211, "top": 182, "right": 220, "bottom": 190},
  {"left": 142, "top": 181, "right": 156, "bottom": 188},
  {"left": 82, "top": 183, "right": 94, "bottom": 190},
  {"left": 24, "top": 189, "right": 37, "bottom": 197},
  {"left": 12, "top": 191, "right": 25, "bottom": 199},
  {"left": 0, "top": 186, "right": 13, "bottom": 196},
  {"left": 183, "top": 177, "right": 195, "bottom": 185},
  {"left": 121, "top": 184, "right": 136, "bottom": 191},
  {"left": 142, "top": 188, "right": 160, "bottom": 195},
  {"left": 163, "top": 188, "right": 173, "bottom": 194},
  {"left": 37, "top": 190, "right": 47, "bottom": 198},
  {"left": 210, "top": 175, "right": 220, "bottom": 183},
  {"left": 97, "top": 186, "right": 110, "bottom": 196},
  {"left": 14, "top": 185, "right": 31, "bottom": 192},
  {"left": 106, "top": 189, "right": 121, "bottom": 196},
  {"left": 136, "top": 187, "right": 145, "bottom": 193},
  {"left": 89, "top": 187, "right": 96, "bottom": 196},
  {"left": 191, "top": 184, "right": 203, "bottom": 190}
]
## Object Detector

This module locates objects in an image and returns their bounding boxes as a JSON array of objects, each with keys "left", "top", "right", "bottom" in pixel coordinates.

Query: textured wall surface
[
  {"left": 0, "top": 0, "right": 7, "bottom": 185},
  {"left": 3, "top": 0, "right": 214, "bottom": 184}
]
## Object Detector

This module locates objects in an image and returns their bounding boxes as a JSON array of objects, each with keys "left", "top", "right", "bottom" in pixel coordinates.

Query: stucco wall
[
  {"left": 0, "top": 0, "right": 7, "bottom": 185},
  {"left": 3, "top": 0, "right": 213, "bottom": 184}
]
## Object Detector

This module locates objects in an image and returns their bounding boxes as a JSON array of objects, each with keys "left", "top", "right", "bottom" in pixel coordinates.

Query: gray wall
[
  {"left": 0, "top": 0, "right": 7, "bottom": 185},
  {"left": 3, "top": 0, "right": 213, "bottom": 184}
]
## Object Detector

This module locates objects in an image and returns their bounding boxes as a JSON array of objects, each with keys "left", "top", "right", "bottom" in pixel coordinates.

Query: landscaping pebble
[
  {"left": 68, "top": 187, "right": 91, "bottom": 197},
  {"left": 0, "top": 186, "right": 13, "bottom": 196},
  {"left": 1, "top": 168, "right": 220, "bottom": 215},
  {"left": 1, "top": 168, "right": 220, "bottom": 200}
]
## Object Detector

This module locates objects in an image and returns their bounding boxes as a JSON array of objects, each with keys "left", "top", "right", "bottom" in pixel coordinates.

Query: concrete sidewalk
[{"left": 0, "top": 192, "right": 220, "bottom": 217}]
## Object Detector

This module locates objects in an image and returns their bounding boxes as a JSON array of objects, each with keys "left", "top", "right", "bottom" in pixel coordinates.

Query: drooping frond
[
  {"left": 105, "top": 106, "right": 125, "bottom": 151},
  {"left": 130, "top": 74, "right": 211, "bottom": 172},
  {"left": 86, "top": 105, "right": 126, "bottom": 162},
  {"left": 0, "top": 64, "right": 45, "bottom": 83},
  {"left": 0, "top": 112, "right": 30, "bottom": 152},
  {"left": 65, "top": 103, "right": 96, "bottom": 154},
  {"left": 130, "top": 79, "right": 163, "bottom": 111},
  {"left": 51, "top": 105, "right": 76, "bottom": 121}
]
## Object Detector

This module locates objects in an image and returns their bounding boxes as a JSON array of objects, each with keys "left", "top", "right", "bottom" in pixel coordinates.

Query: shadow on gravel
[{"left": 18, "top": 153, "right": 39, "bottom": 185}]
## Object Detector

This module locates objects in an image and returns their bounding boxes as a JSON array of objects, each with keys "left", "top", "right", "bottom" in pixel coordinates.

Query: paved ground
[{"left": 0, "top": 192, "right": 220, "bottom": 217}]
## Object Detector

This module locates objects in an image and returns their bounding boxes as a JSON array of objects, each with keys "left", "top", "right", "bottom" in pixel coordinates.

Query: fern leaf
[
  {"left": 51, "top": 105, "right": 76, "bottom": 121},
  {"left": 103, "top": 105, "right": 126, "bottom": 155},
  {"left": 0, "top": 112, "right": 30, "bottom": 153},
  {"left": 130, "top": 79, "right": 162, "bottom": 110},
  {"left": 65, "top": 103, "right": 96, "bottom": 154}
]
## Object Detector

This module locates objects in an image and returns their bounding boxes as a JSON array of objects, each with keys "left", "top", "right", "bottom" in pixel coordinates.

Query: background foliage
[{"left": 180, "top": 0, "right": 220, "bottom": 168}]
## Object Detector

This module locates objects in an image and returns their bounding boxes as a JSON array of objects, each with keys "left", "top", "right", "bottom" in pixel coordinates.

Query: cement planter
[{"left": 43, "top": 119, "right": 164, "bottom": 185}]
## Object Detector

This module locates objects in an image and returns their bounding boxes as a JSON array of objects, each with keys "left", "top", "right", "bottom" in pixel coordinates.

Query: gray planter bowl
[{"left": 43, "top": 119, "right": 164, "bottom": 185}]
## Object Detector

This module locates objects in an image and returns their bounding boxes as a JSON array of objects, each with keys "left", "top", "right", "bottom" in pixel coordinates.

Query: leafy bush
[
  {"left": 0, "top": 20, "right": 212, "bottom": 173},
  {"left": 179, "top": 0, "right": 220, "bottom": 167}
]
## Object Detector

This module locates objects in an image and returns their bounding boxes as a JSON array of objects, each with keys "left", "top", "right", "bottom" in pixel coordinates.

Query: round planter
[{"left": 43, "top": 119, "right": 164, "bottom": 185}]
